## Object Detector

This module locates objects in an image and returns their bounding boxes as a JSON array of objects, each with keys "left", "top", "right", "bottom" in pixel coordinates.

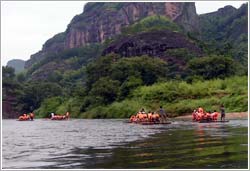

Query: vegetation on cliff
[{"left": 121, "top": 15, "right": 182, "bottom": 35}]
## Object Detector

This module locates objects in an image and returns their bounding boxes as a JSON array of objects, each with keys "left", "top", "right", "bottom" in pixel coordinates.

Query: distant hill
[
  {"left": 7, "top": 59, "right": 25, "bottom": 73},
  {"left": 199, "top": 3, "right": 248, "bottom": 68}
]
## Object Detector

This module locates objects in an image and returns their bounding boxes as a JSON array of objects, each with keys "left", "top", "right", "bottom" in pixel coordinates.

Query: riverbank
[{"left": 175, "top": 112, "right": 248, "bottom": 120}]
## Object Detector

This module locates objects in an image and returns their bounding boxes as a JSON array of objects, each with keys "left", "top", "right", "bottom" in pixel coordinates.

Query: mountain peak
[{"left": 217, "top": 5, "right": 236, "bottom": 14}]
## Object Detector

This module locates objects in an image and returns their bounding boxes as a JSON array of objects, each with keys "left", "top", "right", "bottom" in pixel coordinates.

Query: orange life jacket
[
  {"left": 211, "top": 112, "right": 219, "bottom": 119},
  {"left": 152, "top": 114, "right": 160, "bottom": 119},
  {"left": 138, "top": 113, "right": 144, "bottom": 119},
  {"left": 196, "top": 113, "right": 202, "bottom": 121},
  {"left": 148, "top": 113, "right": 152, "bottom": 118}
]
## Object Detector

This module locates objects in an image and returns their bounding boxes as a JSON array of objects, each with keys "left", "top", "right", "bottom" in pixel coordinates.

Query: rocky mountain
[
  {"left": 25, "top": 2, "right": 200, "bottom": 69},
  {"left": 23, "top": 2, "right": 248, "bottom": 81},
  {"left": 7, "top": 59, "right": 25, "bottom": 73}
]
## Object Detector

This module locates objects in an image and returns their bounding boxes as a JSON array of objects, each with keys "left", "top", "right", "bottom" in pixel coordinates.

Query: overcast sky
[{"left": 1, "top": 1, "right": 247, "bottom": 66}]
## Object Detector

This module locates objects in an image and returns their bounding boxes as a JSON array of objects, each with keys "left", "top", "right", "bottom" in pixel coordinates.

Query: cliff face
[
  {"left": 65, "top": 2, "right": 199, "bottom": 49},
  {"left": 25, "top": 2, "right": 199, "bottom": 68}
]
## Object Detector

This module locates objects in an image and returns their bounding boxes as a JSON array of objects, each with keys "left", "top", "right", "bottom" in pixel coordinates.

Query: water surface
[{"left": 2, "top": 119, "right": 248, "bottom": 169}]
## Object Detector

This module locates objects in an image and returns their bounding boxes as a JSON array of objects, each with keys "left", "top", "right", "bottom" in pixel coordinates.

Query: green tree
[
  {"left": 85, "top": 53, "right": 119, "bottom": 90},
  {"left": 187, "top": 55, "right": 236, "bottom": 79},
  {"left": 17, "top": 82, "right": 62, "bottom": 112},
  {"left": 89, "top": 77, "right": 120, "bottom": 105},
  {"left": 119, "top": 76, "right": 143, "bottom": 100},
  {"left": 110, "top": 56, "right": 168, "bottom": 85},
  {"left": 85, "top": 55, "right": 168, "bottom": 107}
]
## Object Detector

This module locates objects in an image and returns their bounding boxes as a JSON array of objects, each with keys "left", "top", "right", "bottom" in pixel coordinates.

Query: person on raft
[
  {"left": 204, "top": 111, "right": 212, "bottom": 121},
  {"left": 220, "top": 105, "right": 226, "bottom": 121},
  {"left": 147, "top": 111, "right": 153, "bottom": 122},
  {"left": 140, "top": 108, "right": 146, "bottom": 114},
  {"left": 30, "top": 112, "right": 35, "bottom": 120},
  {"left": 65, "top": 112, "right": 70, "bottom": 119},
  {"left": 198, "top": 106, "right": 204, "bottom": 114},
  {"left": 159, "top": 106, "right": 168, "bottom": 121},
  {"left": 152, "top": 112, "right": 160, "bottom": 122},
  {"left": 192, "top": 110, "right": 198, "bottom": 121},
  {"left": 51, "top": 113, "right": 55, "bottom": 119}
]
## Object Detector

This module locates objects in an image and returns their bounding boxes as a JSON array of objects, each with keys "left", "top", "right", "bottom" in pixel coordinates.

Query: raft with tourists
[
  {"left": 129, "top": 107, "right": 171, "bottom": 125},
  {"left": 192, "top": 106, "right": 229, "bottom": 123},
  {"left": 49, "top": 112, "right": 70, "bottom": 120},
  {"left": 18, "top": 113, "right": 35, "bottom": 121}
]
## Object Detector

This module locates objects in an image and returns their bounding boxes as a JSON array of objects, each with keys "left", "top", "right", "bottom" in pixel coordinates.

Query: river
[{"left": 2, "top": 119, "right": 248, "bottom": 169}]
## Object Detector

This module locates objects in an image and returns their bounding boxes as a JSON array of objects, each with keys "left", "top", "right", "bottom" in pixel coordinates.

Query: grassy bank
[
  {"left": 82, "top": 76, "right": 248, "bottom": 118},
  {"left": 35, "top": 76, "right": 248, "bottom": 118}
]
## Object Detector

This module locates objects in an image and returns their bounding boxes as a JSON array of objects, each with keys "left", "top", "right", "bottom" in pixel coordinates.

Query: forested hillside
[{"left": 199, "top": 3, "right": 248, "bottom": 70}]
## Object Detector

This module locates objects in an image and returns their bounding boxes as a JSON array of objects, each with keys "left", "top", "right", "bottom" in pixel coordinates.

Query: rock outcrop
[
  {"left": 25, "top": 2, "right": 200, "bottom": 69},
  {"left": 103, "top": 30, "right": 202, "bottom": 59}
]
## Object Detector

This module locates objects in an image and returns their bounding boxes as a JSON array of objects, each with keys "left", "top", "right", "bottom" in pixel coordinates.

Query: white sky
[{"left": 1, "top": 1, "right": 247, "bottom": 66}]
